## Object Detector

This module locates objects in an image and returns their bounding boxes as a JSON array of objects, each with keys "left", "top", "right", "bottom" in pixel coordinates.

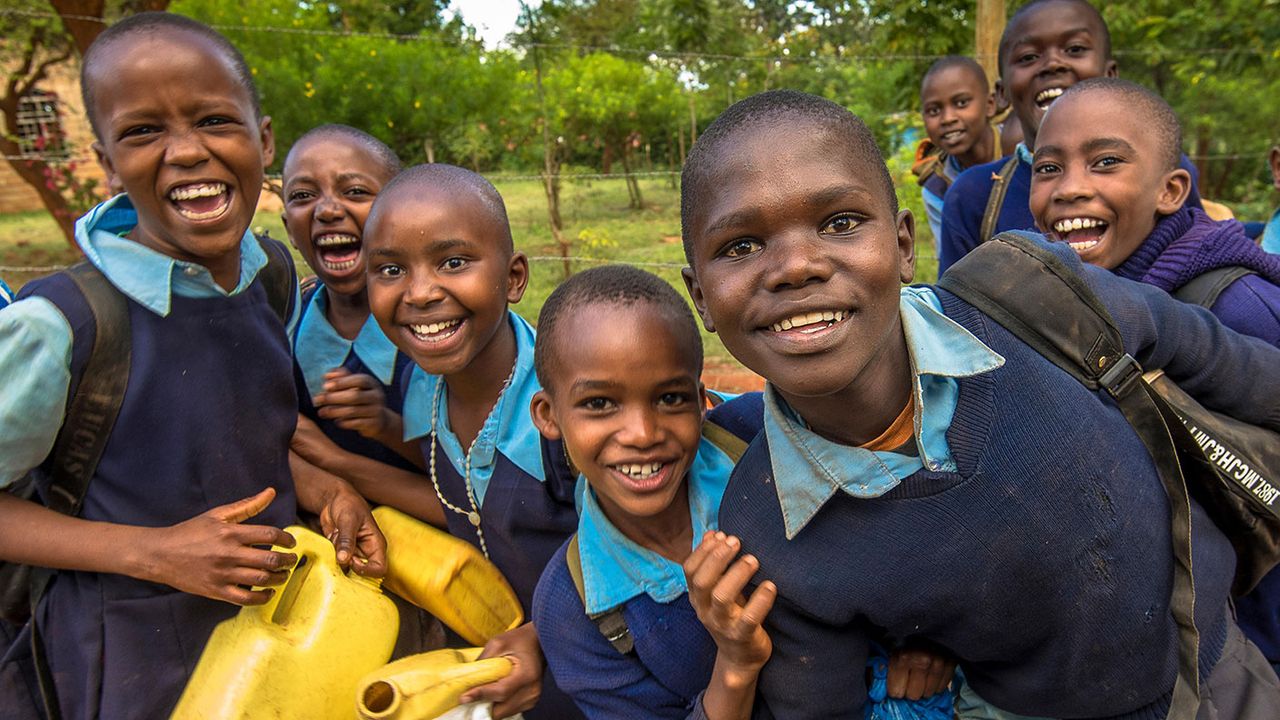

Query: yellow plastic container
[
  {"left": 373, "top": 506, "right": 523, "bottom": 645},
  {"left": 171, "top": 525, "right": 399, "bottom": 720},
  {"left": 356, "top": 647, "right": 513, "bottom": 720}
]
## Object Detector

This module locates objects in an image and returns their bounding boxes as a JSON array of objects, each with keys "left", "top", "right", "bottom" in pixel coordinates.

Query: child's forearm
[
  {"left": 320, "top": 449, "right": 446, "bottom": 528},
  {"left": 0, "top": 492, "right": 153, "bottom": 578},
  {"left": 371, "top": 410, "right": 425, "bottom": 468},
  {"left": 700, "top": 653, "right": 761, "bottom": 720}
]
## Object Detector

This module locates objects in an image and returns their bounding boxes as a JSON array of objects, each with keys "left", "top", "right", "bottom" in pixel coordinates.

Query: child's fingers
[
  {"left": 739, "top": 579, "right": 777, "bottom": 628},
  {"left": 323, "top": 367, "right": 353, "bottom": 381},
  {"left": 682, "top": 530, "right": 719, "bottom": 577},
  {"left": 224, "top": 523, "right": 297, "bottom": 550},
  {"left": 222, "top": 585, "right": 276, "bottom": 607},
  {"left": 313, "top": 387, "right": 380, "bottom": 409},
  {"left": 687, "top": 533, "right": 743, "bottom": 598},
  {"left": 224, "top": 566, "right": 292, "bottom": 589},
  {"left": 207, "top": 487, "right": 276, "bottom": 524},
  {"left": 321, "top": 372, "right": 379, "bottom": 394},
  {"left": 233, "top": 546, "right": 300, "bottom": 574}
]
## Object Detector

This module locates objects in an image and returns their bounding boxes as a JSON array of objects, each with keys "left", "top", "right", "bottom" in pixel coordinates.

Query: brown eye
[{"left": 820, "top": 214, "right": 859, "bottom": 236}]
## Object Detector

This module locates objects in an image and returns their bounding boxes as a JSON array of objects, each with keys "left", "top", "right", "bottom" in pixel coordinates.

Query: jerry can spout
[{"left": 355, "top": 648, "right": 512, "bottom": 720}]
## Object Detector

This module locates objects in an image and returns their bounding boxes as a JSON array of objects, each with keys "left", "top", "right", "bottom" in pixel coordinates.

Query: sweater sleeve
[
  {"left": 938, "top": 168, "right": 990, "bottom": 275},
  {"left": 532, "top": 545, "right": 703, "bottom": 720},
  {"left": 0, "top": 297, "right": 73, "bottom": 488},
  {"left": 1067, "top": 250, "right": 1280, "bottom": 431},
  {"left": 754, "top": 593, "right": 871, "bottom": 720},
  {"left": 1209, "top": 274, "right": 1280, "bottom": 348}
]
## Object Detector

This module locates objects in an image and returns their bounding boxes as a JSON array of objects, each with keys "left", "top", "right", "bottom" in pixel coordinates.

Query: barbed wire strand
[{"left": 1, "top": 8, "right": 1274, "bottom": 65}]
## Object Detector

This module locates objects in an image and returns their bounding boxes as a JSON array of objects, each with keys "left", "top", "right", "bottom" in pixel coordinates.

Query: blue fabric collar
[
  {"left": 1016, "top": 142, "right": 1034, "bottom": 167},
  {"left": 74, "top": 194, "right": 268, "bottom": 316},
  {"left": 764, "top": 287, "right": 1004, "bottom": 539},
  {"left": 1262, "top": 207, "right": 1280, "bottom": 255},
  {"left": 294, "top": 287, "right": 399, "bottom": 399},
  {"left": 577, "top": 435, "right": 736, "bottom": 615},
  {"left": 402, "top": 311, "right": 544, "bottom": 504}
]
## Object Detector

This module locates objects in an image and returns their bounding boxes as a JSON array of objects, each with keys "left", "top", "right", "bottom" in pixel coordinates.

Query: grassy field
[{"left": 0, "top": 175, "right": 940, "bottom": 388}]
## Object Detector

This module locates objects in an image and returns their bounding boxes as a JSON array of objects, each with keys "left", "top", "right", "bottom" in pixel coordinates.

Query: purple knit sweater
[
  {"left": 1115, "top": 206, "right": 1280, "bottom": 665},
  {"left": 1114, "top": 207, "right": 1280, "bottom": 347}
]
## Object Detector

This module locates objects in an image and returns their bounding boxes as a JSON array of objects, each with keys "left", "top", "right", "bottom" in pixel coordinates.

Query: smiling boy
[
  {"left": 912, "top": 56, "right": 1001, "bottom": 245},
  {"left": 680, "top": 89, "right": 1280, "bottom": 719},
  {"left": 937, "top": 0, "right": 1204, "bottom": 273},
  {"left": 363, "top": 164, "right": 583, "bottom": 719},
  {"left": 0, "top": 13, "right": 378, "bottom": 719}
]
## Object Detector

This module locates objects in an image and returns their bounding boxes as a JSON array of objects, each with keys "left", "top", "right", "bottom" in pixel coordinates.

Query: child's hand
[
  {"left": 458, "top": 622, "right": 544, "bottom": 718},
  {"left": 312, "top": 368, "right": 394, "bottom": 439},
  {"left": 685, "top": 531, "right": 777, "bottom": 677},
  {"left": 886, "top": 644, "right": 956, "bottom": 700},
  {"left": 143, "top": 488, "right": 297, "bottom": 606},
  {"left": 318, "top": 481, "right": 387, "bottom": 577}
]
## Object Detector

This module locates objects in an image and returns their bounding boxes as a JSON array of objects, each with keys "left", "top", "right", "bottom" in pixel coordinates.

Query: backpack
[
  {"left": 564, "top": 419, "right": 751, "bottom": 655},
  {"left": 937, "top": 232, "right": 1280, "bottom": 720},
  {"left": 0, "top": 236, "right": 296, "bottom": 627}
]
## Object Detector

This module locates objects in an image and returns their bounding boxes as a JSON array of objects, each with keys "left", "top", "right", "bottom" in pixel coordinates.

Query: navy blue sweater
[
  {"left": 721, "top": 245, "right": 1280, "bottom": 719},
  {"left": 18, "top": 261, "right": 298, "bottom": 720}
]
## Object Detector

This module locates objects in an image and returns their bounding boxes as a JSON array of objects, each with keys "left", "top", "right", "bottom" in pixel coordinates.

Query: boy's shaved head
[
  {"left": 922, "top": 56, "right": 989, "bottom": 93},
  {"left": 81, "top": 12, "right": 259, "bottom": 138},
  {"left": 999, "top": 0, "right": 1111, "bottom": 73},
  {"left": 680, "top": 89, "right": 894, "bottom": 264},
  {"left": 369, "top": 163, "right": 513, "bottom": 253},
  {"left": 535, "top": 265, "right": 702, "bottom": 390},
  {"left": 1056, "top": 78, "right": 1182, "bottom": 170},
  {"left": 287, "top": 124, "right": 402, "bottom": 179}
]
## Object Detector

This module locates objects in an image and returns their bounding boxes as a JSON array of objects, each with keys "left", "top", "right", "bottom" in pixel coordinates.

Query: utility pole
[{"left": 975, "top": 0, "right": 1006, "bottom": 89}]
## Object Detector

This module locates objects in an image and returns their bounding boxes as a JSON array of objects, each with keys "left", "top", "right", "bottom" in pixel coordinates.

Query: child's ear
[
  {"left": 1156, "top": 168, "right": 1193, "bottom": 215},
  {"left": 995, "top": 79, "right": 1010, "bottom": 112},
  {"left": 506, "top": 251, "right": 530, "bottom": 304},
  {"left": 681, "top": 267, "right": 716, "bottom": 333},
  {"left": 529, "top": 390, "right": 562, "bottom": 441},
  {"left": 984, "top": 88, "right": 997, "bottom": 119},
  {"left": 92, "top": 141, "right": 123, "bottom": 197},
  {"left": 259, "top": 115, "right": 276, "bottom": 168},
  {"left": 1105, "top": 59, "right": 1119, "bottom": 78},
  {"left": 896, "top": 209, "right": 917, "bottom": 284},
  {"left": 1269, "top": 146, "right": 1280, "bottom": 191}
]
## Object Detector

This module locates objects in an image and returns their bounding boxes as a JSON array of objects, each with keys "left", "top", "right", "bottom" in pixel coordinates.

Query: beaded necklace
[{"left": 426, "top": 360, "right": 517, "bottom": 560}]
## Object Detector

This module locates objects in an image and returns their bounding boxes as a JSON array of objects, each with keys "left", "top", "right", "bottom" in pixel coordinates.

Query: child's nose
[
  {"left": 315, "top": 197, "right": 345, "bottom": 222},
  {"left": 618, "top": 408, "right": 662, "bottom": 448},
  {"left": 164, "top": 130, "right": 210, "bottom": 167},
  {"left": 403, "top": 272, "right": 443, "bottom": 306},
  {"left": 765, "top": 233, "right": 832, "bottom": 290}
]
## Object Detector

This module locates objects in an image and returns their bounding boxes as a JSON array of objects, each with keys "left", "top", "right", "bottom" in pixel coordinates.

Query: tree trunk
[
  {"left": 525, "top": 24, "right": 569, "bottom": 279},
  {"left": 424, "top": 138, "right": 435, "bottom": 164},
  {"left": 602, "top": 142, "right": 613, "bottom": 174},
  {"left": 0, "top": 138, "right": 77, "bottom": 243},
  {"left": 620, "top": 145, "right": 643, "bottom": 210}
]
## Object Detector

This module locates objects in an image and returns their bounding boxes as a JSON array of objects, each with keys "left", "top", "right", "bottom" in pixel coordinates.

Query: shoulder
[
  {"left": 1210, "top": 274, "right": 1280, "bottom": 347},
  {"left": 533, "top": 539, "right": 582, "bottom": 630},
  {"left": 706, "top": 391, "right": 764, "bottom": 443},
  {"left": 943, "top": 156, "right": 1008, "bottom": 203}
]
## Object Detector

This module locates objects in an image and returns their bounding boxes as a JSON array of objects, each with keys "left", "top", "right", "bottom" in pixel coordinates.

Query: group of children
[{"left": 2, "top": 2, "right": 1280, "bottom": 719}]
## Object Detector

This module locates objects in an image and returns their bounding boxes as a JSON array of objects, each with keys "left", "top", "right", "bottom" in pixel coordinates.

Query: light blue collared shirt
[
  {"left": 0, "top": 277, "right": 12, "bottom": 308},
  {"left": 401, "top": 311, "right": 545, "bottom": 505},
  {"left": 293, "top": 287, "right": 399, "bottom": 400},
  {"left": 764, "top": 286, "right": 1005, "bottom": 539},
  {"left": 1262, "top": 207, "right": 1280, "bottom": 255},
  {"left": 0, "top": 194, "right": 300, "bottom": 488},
  {"left": 576, "top": 435, "right": 737, "bottom": 615}
]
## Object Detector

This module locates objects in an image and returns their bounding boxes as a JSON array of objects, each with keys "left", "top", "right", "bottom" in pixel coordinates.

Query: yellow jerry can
[
  {"left": 356, "top": 647, "right": 513, "bottom": 720},
  {"left": 171, "top": 525, "right": 399, "bottom": 720},
  {"left": 372, "top": 506, "right": 523, "bottom": 645}
]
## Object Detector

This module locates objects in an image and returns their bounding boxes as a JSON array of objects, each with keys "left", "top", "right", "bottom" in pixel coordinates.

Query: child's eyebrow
[
  {"left": 1082, "top": 137, "right": 1138, "bottom": 155},
  {"left": 336, "top": 172, "right": 375, "bottom": 185},
  {"left": 570, "top": 379, "right": 621, "bottom": 393}
]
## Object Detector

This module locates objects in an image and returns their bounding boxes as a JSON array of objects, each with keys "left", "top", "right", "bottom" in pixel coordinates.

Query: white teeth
[
  {"left": 1036, "top": 87, "right": 1065, "bottom": 104},
  {"left": 322, "top": 258, "right": 358, "bottom": 271},
  {"left": 614, "top": 463, "right": 663, "bottom": 479},
  {"left": 1052, "top": 217, "right": 1106, "bottom": 233},
  {"left": 1069, "top": 239, "right": 1100, "bottom": 252},
  {"left": 168, "top": 182, "right": 227, "bottom": 201},
  {"left": 315, "top": 234, "right": 360, "bottom": 247},
  {"left": 408, "top": 319, "right": 461, "bottom": 337},
  {"left": 770, "top": 309, "right": 848, "bottom": 333}
]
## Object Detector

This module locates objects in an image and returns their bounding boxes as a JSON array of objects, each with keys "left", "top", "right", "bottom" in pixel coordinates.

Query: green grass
[{"left": 0, "top": 176, "right": 939, "bottom": 383}]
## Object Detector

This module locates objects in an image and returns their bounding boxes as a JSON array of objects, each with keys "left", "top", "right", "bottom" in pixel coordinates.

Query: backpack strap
[
  {"left": 254, "top": 235, "right": 297, "bottom": 325},
  {"left": 1173, "top": 267, "right": 1255, "bottom": 309},
  {"left": 978, "top": 156, "right": 1020, "bottom": 245},
  {"left": 565, "top": 535, "right": 635, "bottom": 655},
  {"left": 702, "top": 420, "right": 748, "bottom": 464},
  {"left": 937, "top": 232, "right": 1202, "bottom": 720},
  {"left": 30, "top": 261, "right": 132, "bottom": 720}
]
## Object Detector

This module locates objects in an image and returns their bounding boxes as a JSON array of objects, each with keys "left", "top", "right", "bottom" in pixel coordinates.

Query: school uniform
[
  {"left": 912, "top": 130, "right": 1003, "bottom": 247},
  {"left": 532, "top": 397, "right": 756, "bottom": 719},
  {"left": 0, "top": 277, "right": 12, "bottom": 309},
  {"left": 1111, "top": 206, "right": 1280, "bottom": 675},
  {"left": 293, "top": 282, "right": 419, "bottom": 472},
  {"left": 718, "top": 243, "right": 1280, "bottom": 719},
  {"left": 1261, "top": 207, "right": 1280, "bottom": 254},
  {"left": 0, "top": 194, "right": 300, "bottom": 720},
  {"left": 937, "top": 145, "right": 1204, "bottom": 274},
  {"left": 400, "top": 310, "right": 582, "bottom": 720}
]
